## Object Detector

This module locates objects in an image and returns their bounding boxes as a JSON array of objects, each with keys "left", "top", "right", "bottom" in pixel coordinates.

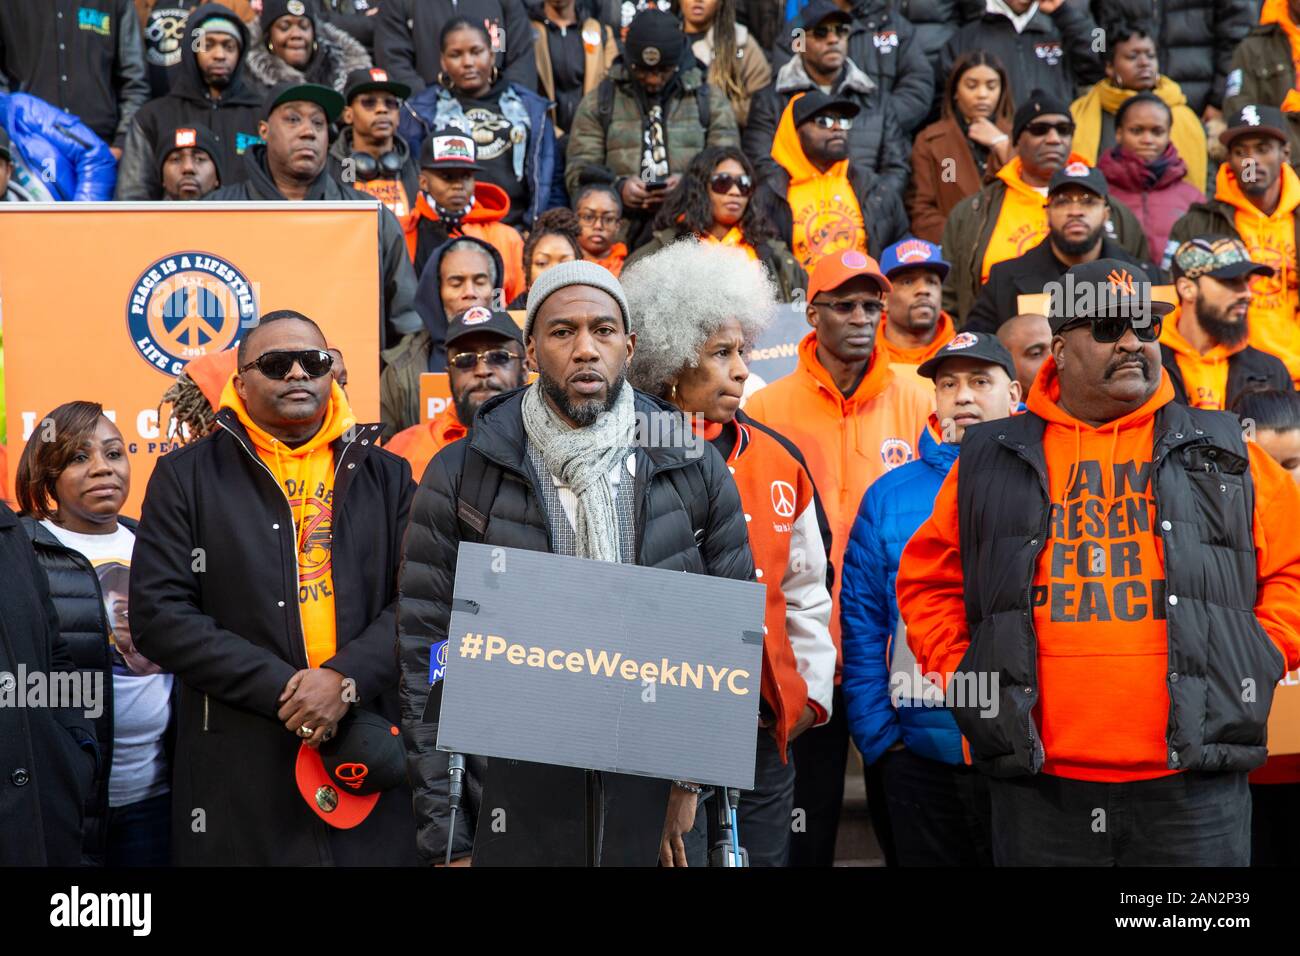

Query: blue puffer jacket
[
  {"left": 398, "top": 81, "right": 561, "bottom": 227},
  {"left": 841, "top": 419, "right": 962, "bottom": 767},
  {"left": 0, "top": 91, "right": 116, "bottom": 201}
]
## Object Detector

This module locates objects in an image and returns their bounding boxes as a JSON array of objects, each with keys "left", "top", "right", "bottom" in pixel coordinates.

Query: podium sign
[{"left": 437, "top": 543, "right": 766, "bottom": 789}]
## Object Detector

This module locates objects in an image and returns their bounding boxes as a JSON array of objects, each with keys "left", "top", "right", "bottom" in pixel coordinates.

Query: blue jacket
[
  {"left": 841, "top": 422, "right": 963, "bottom": 767},
  {"left": 399, "top": 81, "right": 561, "bottom": 227},
  {"left": 0, "top": 91, "right": 116, "bottom": 201}
]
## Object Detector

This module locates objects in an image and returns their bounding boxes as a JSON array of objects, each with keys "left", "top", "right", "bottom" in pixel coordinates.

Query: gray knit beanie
[{"left": 523, "top": 260, "right": 632, "bottom": 341}]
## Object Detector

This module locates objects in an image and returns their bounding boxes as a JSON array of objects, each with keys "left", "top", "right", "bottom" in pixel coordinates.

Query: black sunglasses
[
  {"left": 1057, "top": 315, "right": 1163, "bottom": 343},
  {"left": 709, "top": 172, "right": 753, "bottom": 197},
  {"left": 812, "top": 298, "right": 884, "bottom": 317},
  {"left": 1024, "top": 120, "right": 1075, "bottom": 138},
  {"left": 239, "top": 348, "right": 334, "bottom": 379},
  {"left": 449, "top": 348, "right": 520, "bottom": 370}
]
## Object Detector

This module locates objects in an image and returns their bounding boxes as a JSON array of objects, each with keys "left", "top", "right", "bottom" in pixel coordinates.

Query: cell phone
[{"left": 644, "top": 179, "right": 669, "bottom": 191}]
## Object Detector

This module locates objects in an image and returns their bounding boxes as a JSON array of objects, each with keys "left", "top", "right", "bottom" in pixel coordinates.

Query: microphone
[{"left": 446, "top": 752, "right": 466, "bottom": 866}]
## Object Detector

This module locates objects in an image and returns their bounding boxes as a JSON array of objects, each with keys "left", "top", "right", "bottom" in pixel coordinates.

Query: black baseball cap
[
  {"left": 263, "top": 80, "right": 344, "bottom": 123},
  {"left": 343, "top": 67, "right": 411, "bottom": 104},
  {"left": 1047, "top": 258, "right": 1175, "bottom": 334},
  {"left": 294, "top": 710, "right": 406, "bottom": 829},
  {"left": 1047, "top": 161, "right": 1109, "bottom": 200},
  {"left": 1220, "top": 104, "right": 1289, "bottom": 148},
  {"left": 917, "top": 330, "right": 1017, "bottom": 382},
  {"left": 445, "top": 306, "right": 523, "bottom": 349},
  {"left": 792, "top": 90, "right": 860, "bottom": 128},
  {"left": 797, "top": 0, "right": 852, "bottom": 30},
  {"left": 420, "top": 127, "right": 483, "bottom": 171}
]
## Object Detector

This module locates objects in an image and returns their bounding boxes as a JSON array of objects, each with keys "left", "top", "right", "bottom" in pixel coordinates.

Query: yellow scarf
[
  {"left": 701, "top": 226, "right": 759, "bottom": 259},
  {"left": 1069, "top": 76, "right": 1207, "bottom": 192},
  {"left": 772, "top": 93, "right": 867, "bottom": 271},
  {"left": 1262, "top": 0, "right": 1300, "bottom": 111},
  {"left": 221, "top": 376, "right": 356, "bottom": 668}
]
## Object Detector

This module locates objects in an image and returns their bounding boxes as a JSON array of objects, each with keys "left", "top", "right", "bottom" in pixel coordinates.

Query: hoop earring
[
  {"left": 491, "top": 65, "right": 500, "bottom": 85},
  {"left": 312, "top": 40, "right": 319, "bottom": 53},
  {"left": 437, "top": 71, "right": 450, "bottom": 88}
]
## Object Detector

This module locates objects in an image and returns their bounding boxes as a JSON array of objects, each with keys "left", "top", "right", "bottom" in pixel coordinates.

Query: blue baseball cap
[{"left": 879, "top": 237, "right": 950, "bottom": 281}]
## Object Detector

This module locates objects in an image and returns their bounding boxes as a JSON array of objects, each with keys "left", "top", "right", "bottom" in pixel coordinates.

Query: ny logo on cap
[
  {"left": 1107, "top": 269, "right": 1136, "bottom": 294},
  {"left": 1242, "top": 105, "right": 1261, "bottom": 126},
  {"left": 175, "top": 128, "right": 197, "bottom": 148}
]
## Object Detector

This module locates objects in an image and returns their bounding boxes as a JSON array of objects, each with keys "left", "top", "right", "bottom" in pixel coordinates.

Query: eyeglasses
[
  {"left": 1056, "top": 315, "right": 1163, "bottom": 342},
  {"left": 577, "top": 210, "right": 620, "bottom": 227},
  {"left": 1046, "top": 193, "right": 1105, "bottom": 209},
  {"left": 709, "top": 172, "right": 753, "bottom": 196},
  {"left": 1024, "top": 120, "right": 1075, "bottom": 138},
  {"left": 449, "top": 348, "right": 521, "bottom": 369},
  {"left": 239, "top": 349, "right": 334, "bottom": 379},
  {"left": 812, "top": 114, "right": 854, "bottom": 131},
  {"left": 810, "top": 23, "right": 852, "bottom": 39},
  {"left": 812, "top": 298, "right": 883, "bottom": 317},
  {"left": 356, "top": 95, "right": 400, "bottom": 111}
]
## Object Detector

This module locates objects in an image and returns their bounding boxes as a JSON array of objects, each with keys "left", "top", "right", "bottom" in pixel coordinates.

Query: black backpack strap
[
  {"left": 597, "top": 76, "right": 615, "bottom": 137},
  {"left": 456, "top": 447, "right": 503, "bottom": 544},
  {"left": 695, "top": 81, "right": 710, "bottom": 129}
]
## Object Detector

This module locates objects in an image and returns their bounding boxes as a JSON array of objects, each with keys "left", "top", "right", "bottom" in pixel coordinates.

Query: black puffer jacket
[
  {"left": 1091, "top": 0, "right": 1256, "bottom": 114},
  {"left": 895, "top": 0, "right": 983, "bottom": 70},
  {"left": 20, "top": 515, "right": 141, "bottom": 865},
  {"left": 397, "top": 386, "right": 756, "bottom": 865}
]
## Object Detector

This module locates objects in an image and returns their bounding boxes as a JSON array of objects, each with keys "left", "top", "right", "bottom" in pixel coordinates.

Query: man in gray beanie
[{"left": 397, "top": 259, "right": 757, "bottom": 866}]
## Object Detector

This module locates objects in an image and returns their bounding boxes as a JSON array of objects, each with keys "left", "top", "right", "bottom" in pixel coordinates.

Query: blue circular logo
[{"left": 126, "top": 252, "right": 256, "bottom": 376}]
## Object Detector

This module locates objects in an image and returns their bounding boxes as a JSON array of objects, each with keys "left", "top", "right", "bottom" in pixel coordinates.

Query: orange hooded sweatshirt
[
  {"left": 383, "top": 404, "right": 467, "bottom": 482},
  {"left": 880, "top": 309, "right": 956, "bottom": 386},
  {"left": 898, "top": 358, "right": 1300, "bottom": 781},
  {"left": 744, "top": 332, "right": 931, "bottom": 665},
  {"left": 980, "top": 153, "right": 1092, "bottom": 285},
  {"left": 1213, "top": 162, "right": 1300, "bottom": 384},
  {"left": 220, "top": 376, "right": 356, "bottom": 669},
  {"left": 1159, "top": 305, "right": 1248, "bottom": 410},
  {"left": 586, "top": 242, "right": 628, "bottom": 276},
  {"left": 403, "top": 182, "right": 526, "bottom": 303},
  {"left": 771, "top": 93, "right": 866, "bottom": 272},
  {"left": 1262, "top": 0, "right": 1300, "bottom": 112}
]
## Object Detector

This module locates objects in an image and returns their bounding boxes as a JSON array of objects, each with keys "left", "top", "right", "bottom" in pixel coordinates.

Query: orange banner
[
  {"left": 0, "top": 203, "right": 381, "bottom": 516},
  {"left": 418, "top": 373, "right": 453, "bottom": 424}
]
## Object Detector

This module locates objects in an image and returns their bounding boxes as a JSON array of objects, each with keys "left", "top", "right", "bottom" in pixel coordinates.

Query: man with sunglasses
[
  {"left": 965, "top": 163, "right": 1153, "bottom": 335},
  {"left": 131, "top": 309, "right": 421, "bottom": 865},
  {"left": 898, "top": 258, "right": 1300, "bottom": 865},
  {"left": 329, "top": 68, "right": 419, "bottom": 219},
  {"left": 744, "top": 0, "right": 910, "bottom": 198},
  {"left": 115, "top": 5, "right": 263, "bottom": 200},
  {"left": 942, "top": 91, "right": 1150, "bottom": 322},
  {"left": 746, "top": 248, "right": 930, "bottom": 867},
  {"left": 1160, "top": 237, "right": 1292, "bottom": 411},
  {"left": 386, "top": 306, "right": 528, "bottom": 480}
]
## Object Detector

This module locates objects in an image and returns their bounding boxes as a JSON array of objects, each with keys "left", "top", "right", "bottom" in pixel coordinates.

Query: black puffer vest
[{"left": 953, "top": 401, "right": 1284, "bottom": 777}]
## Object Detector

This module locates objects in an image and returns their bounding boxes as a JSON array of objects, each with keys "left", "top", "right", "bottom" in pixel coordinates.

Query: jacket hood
[
  {"left": 171, "top": 2, "right": 261, "bottom": 106},
  {"left": 239, "top": 142, "right": 336, "bottom": 199},
  {"left": 995, "top": 152, "right": 1092, "bottom": 202},
  {"left": 1160, "top": 306, "right": 1250, "bottom": 361},
  {"left": 219, "top": 374, "right": 356, "bottom": 457},
  {"left": 1214, "top": 160, "right": 1300, "bottom": 220},
  {"left": 795, "top": 331, "right": 896, "bottom": 409},
  {"left": 413, "top": 233, "right": 508, "bottom": 360},
  {"left": 412, "top": 179, "right": 511, "bottom": 226},
  {"left": 1027, "top": 354, "right": 1174, "bottom": 433},
  {"left": 919, "top": 413, "right": 961, "bottom": 472},
  {"left": 244, "top": 19, "right": 371, "bottom": 91},
  {"left": 1262, "top": 0, "right": 1298, "bottom": 29},
  {"left": 328, "top": 125, "right": 413, "bottom": 165},
  {"left": 772, "top": 93, "right": 850, "bottom": 185},
  {"left": 774, "top": 54, "right": 875, "bottom": 97},
  {"left": 1098, "top": 142, "right": 1188, "bottom": 193}
]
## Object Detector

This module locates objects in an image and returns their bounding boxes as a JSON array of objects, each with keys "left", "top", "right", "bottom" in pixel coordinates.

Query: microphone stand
[{"left": 585, "top": 769, "right": 605, "bottom": 867}]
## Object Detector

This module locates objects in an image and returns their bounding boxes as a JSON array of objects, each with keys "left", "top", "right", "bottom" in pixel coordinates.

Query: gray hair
[
  {"left": 621, "top": 239, "right": 777, "bottom": 396},
  {"left": 441, "top": 238, "right": 499, "bottom": 288}
]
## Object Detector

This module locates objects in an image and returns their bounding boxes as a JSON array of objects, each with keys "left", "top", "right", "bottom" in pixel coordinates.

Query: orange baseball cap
[
  {"left": 295, "top": 710, "right": 406, "bottom": 830},
  {"left": 807, "top": 249, "right": 892, "bottom": 301}
]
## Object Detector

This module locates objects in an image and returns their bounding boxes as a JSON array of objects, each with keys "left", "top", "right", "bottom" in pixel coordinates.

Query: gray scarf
[{"left": 521, "top": 381, "right": 636, "bottom": 563}]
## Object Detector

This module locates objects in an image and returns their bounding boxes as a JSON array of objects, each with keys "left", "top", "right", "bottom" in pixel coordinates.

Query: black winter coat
[
  {"left": 20, "top": 515, "right": 147, "bottom": 865},
  {"left": 115, "top": 4, "right": 265, "bottom": 200},
  {"left": 397, "top": 387, "right": 756, "bottom": 865},
  {"left": 129, "top": 411, "right": 420, "bottom": 866},
  {"left": 375, "top": 0, "right": 538, "bottom": 94},
  {"left": 0, "top": 502, "right": 99, "bottom": 866},
  {"left": 1091, "top": 0, "right": 1256, "bottom": 114},
  {"left": 941, "top": 4, "right": 1103, "bottom": 110},
  {"left": 895, "top": 0, "right": 983, "bottom": 71}
]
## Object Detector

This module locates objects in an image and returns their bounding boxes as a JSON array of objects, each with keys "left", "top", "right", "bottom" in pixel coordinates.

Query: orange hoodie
[
  {"left": 771, "top": 94, "right": 866, "bottom": 272},
  {"left": 404, "top": 182, "right": 526, "bottom": 302},
  {"left": 880, "top": 309, "right": 956, "bottom": 387},
  {"left": 383, "top": 404, "right": 467, "bottom": 482},
  {"left": 1214, "top": 162, "right": 1300, "bottom": 384},
  {"left": 744, "top": 332, "right": 931, "bottom": 665},
  {"left": 1262, "top": 0, "right": 1300, "bottom": 112},
  {"left": 586, "top": 242, "right": 628, "bottom": 276},
  {"left": 1159, "top": 305, "right": 1248, "bottom": 410},
  {"left": 220, "top": 376, "right": 356, "bottom": 669},
  {"left": 980, "top": 153, "right": 1091, "bottom": 285},
  {"left": 898, "top": 358, "right": 1300, "bottom": 781}
]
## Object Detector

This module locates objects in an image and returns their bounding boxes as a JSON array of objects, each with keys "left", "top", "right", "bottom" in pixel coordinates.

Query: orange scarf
[
  {"left": 1262, "top": 0, "right": 1300, "bottom": 111},
  {"left": 701, "top": 226, "right": 759, "bottom": 259}
]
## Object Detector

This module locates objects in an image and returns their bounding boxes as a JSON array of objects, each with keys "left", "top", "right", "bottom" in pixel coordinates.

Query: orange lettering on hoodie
[
  {"left": 1261, "top": 0, "right": 1300, "bottom": 111},
  {"left": 979, "top": 153, "right": 1093, "bottom": 285},
  {"left": 1214, "top": 162, "right": 1300, "bottom": 384},
  {"left": 771, "top": 94, "right": 866, "bottom": 272},
  {"left": 1159, "top": 305, "right": 1245, "bottom": 410},
  {"left": 221, "top": 375, "right": 356, "bottom": 668}
]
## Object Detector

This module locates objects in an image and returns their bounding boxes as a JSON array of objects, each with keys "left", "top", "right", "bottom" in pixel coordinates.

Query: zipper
[{"left": 203, "top": 693, "right": 210, "bottom": 732}]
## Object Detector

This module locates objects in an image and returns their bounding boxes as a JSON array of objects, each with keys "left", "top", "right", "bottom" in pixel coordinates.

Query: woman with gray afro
[{"left": 621, "top": 239, "right": 835, "bottom": 868}]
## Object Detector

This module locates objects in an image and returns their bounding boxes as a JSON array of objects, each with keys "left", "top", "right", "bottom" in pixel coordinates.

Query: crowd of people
[{"left": 4, "top": 0, "right": 1300, "bottom": 869}]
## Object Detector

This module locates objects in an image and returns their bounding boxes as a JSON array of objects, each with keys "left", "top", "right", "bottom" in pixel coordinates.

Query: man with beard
[
  {"left": 965, "top": 164, "right": 1151, "bottom": 335},
  {"left": 877, "top": 237, "right": 956, "bottom": 383},
  {"left": 385, "top": 306, "right": 527, "bottom": 480},
  {"left": 898, "top": 258, "right": 1300, "bottom": 865},
  {"left": 117, "top": 5, "right": 263, "bottom": 199},
  {"left": 397, "top": 260, "right": 755, "bottom": 865},
  {"left": 328, "top": 68, "right": 419, "bottom": 219},
  {"left": 158, "top": 126, "right": 223, "bottom": 200},
  {"left": 1170, "top": 105, "right": 1300, "bottom": 385},
  {"left": 1159, "top": 237, "right": 1292, "bottom": 410},
  {"left": 942, "top": 92, "right": 1150, "bottom": 322}
]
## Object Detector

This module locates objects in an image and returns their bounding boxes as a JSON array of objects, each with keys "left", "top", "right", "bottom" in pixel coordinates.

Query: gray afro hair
[{"left": 621, "top": 238, "right": 778, "bottom": 397}]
